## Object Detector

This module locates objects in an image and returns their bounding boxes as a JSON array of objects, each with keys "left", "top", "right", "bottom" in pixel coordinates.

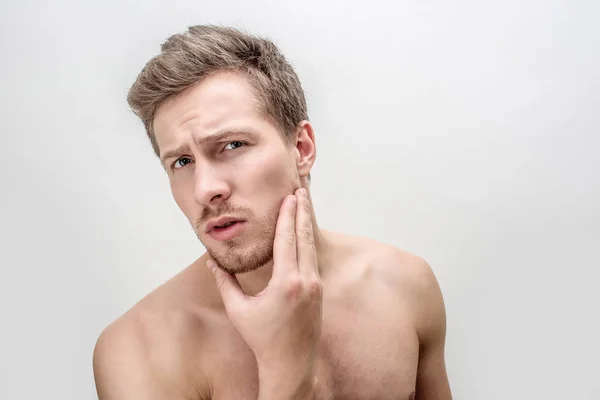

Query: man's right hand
[{"left": 209, "top": 187, "right": 322, "bottom": 399}]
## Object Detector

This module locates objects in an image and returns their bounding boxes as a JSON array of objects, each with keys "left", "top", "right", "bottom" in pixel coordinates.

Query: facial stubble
[{"left": 195, "top": 206, "right": 279, "bottom": 275}]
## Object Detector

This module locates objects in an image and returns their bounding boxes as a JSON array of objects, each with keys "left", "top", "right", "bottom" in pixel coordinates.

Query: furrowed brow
[
  {"left": 160, "top": 144, "right": 191, "bottom": 164},
  {"left": 195, "top": 129, "right": 256, "bottom": 146},
  {"left": 160, "top": 129, "right": 256, "bottom": 164}
]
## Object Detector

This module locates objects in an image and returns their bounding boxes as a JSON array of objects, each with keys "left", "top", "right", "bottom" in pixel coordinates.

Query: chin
[
  {"left": 206, "top": 236, "right": 274, "bottom": 275},
  {"left": 195, "top": 199, "right": 283, "bottom": 274}
]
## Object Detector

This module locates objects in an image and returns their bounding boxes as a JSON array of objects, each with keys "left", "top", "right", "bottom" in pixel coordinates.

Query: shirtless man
[{"left": 93, "top": 25, "right": 452, "bottom": 400}]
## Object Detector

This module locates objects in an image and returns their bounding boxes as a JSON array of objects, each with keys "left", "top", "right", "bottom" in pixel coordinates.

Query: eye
[
  {"left": 173, "top": 157, "right": 193, "bottom": 169},
  {"left": 223, "top": 141, "right": 245, "bottom": 151}
]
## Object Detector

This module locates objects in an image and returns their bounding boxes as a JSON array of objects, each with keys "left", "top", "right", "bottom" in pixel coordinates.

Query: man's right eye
[{"left": 173, "top": 157, "right": 193, "bottom": 169}]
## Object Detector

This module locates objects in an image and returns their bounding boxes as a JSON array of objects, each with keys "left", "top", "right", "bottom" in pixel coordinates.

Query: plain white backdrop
[{"left": 1, "top": 0, "right": 599, "bottom": 399}]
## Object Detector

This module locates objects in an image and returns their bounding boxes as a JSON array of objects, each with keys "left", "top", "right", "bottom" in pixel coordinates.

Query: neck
[{"left": 236, "top": 186, "right": 329, "bottom": 296}]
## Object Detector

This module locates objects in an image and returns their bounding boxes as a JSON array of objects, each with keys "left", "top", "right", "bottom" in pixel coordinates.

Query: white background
[{"left": 1, "top": 0, "right": 599, "bottom": 399}]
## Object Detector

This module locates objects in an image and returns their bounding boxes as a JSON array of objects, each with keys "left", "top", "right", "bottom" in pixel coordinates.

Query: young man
[{"left": 93, "top": 25, "right": 452, "bottom": 400}]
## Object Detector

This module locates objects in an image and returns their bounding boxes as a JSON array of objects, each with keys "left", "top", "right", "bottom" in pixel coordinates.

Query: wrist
[{"left": 257, "top": 365, "right": 317, "bottom": 400}]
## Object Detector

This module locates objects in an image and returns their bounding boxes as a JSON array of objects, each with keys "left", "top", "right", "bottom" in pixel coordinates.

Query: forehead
[{"left": 153, "top": 71, "right": 269, "bottom": 148}]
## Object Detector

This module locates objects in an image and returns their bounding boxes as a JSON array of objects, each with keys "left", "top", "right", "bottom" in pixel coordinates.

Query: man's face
[{"left": 153, "top": 72, "right": 303, "bottom": 274}]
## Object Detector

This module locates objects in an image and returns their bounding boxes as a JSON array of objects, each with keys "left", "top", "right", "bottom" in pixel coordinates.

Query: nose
[{"left": 193, "top": 163, "right": 231, "bottom": 207}]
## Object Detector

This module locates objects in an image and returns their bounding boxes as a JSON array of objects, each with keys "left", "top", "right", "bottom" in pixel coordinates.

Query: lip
[
  {"left": 207, "top": 220, "right": 247, "bottom": 242},
  {"left": 205, "top": 216, "right": 245, "bottom": 233}
]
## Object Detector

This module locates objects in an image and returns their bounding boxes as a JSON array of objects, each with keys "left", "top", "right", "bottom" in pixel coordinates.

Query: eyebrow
[{"left": 159, "top": 129, "right": 256, "bottom": 164}]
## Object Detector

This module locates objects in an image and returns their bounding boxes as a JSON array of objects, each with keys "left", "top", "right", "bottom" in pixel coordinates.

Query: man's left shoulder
[
  {"left": 366, "top": 240, "right": 447, "bottom": 339},
  {"left": 357, "top": 238, "right": 451, "bottom": 397},
  {"left": 360, "top": 239, "right": 438, "bottom": 291},
  {"left": 328, "top": 231, "right": 443, "bottom": 299}
]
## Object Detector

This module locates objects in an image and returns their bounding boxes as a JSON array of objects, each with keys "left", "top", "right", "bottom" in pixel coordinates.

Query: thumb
[{"left": 207, "top": 260, "right": 246, "bottom": 308}]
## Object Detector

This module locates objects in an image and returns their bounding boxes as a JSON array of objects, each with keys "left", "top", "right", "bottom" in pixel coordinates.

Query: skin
[{"left": 93, "top": 71, "right": 452, "bottom": 400}]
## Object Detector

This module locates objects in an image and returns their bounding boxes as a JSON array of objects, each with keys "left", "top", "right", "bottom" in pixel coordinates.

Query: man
[{"left": 93, "top": 25, "right": 452, "bottom": 400}]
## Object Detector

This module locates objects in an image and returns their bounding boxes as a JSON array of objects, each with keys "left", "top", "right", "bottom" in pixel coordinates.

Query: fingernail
[
  {"left": 299, "top": 188, "right": 307, "bottom": 197},
  {"left": 207, "top": 260, "right": 216, "bottom": 272}
]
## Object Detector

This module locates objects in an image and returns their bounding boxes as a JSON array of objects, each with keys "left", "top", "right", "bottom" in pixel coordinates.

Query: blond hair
[{"left": 127, "top": 25, "right": 308, "bottom": 157}]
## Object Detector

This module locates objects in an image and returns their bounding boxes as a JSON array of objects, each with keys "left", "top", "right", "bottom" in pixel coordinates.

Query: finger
[
  {"left": 295, "top": 188, "right": 319, "bottom": 279},
  {"left": 207, "top": 259, "right": 246, "bottom": 308},
  {"left": 272, "top": 194, "right": 298, "bottom": 282}
]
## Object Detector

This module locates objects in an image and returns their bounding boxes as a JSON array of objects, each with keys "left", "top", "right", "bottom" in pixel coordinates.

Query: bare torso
[{"left": 104, "top": 232, "right": 431, "bottom": 400}]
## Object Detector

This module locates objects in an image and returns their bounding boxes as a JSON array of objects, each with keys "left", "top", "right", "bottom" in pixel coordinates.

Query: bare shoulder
[
  {"left": 93, "top": 311, "right": 186, "bottom": 399},
  {"left": 328, "top": 231, "right": 437, "bottom": 287},
  {"left": 363, "top": 236, "right": 447, "bottom": 347},
  {"left": 328, "top": 231, "right": 446, "bottom": 339},
  {"left": 93, "top": 260, "right": 213, "bottom": 399}
]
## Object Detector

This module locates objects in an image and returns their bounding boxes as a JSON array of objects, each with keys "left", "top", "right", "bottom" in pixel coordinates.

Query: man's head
[{"left": 127, "top": 25, "right": 316, "bottom": 274}]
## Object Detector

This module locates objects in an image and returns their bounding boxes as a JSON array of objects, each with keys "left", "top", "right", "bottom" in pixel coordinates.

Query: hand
[{"left": 208, "top": 188, "right": 322, "bottom": 377}]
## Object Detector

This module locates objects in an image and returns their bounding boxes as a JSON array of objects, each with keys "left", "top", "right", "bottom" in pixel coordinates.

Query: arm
[
  {"left": 209, "top": 189, "right": 321, "bottom": 400},
  {"left": 92, "top": 321, "right": 185, "bottom": 400},
  {"left": 256, "top": 365, "right": 318, "bottom": 400},
  {"left": 411, "top": 259, "right": 452, "bottom": 400}
]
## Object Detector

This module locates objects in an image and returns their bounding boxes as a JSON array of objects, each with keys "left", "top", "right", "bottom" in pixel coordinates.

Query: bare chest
[{"left": 207, "top": 303, "right": 419, "bottom": 400}]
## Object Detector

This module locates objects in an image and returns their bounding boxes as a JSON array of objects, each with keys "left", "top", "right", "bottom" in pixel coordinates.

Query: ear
[{"left": 294, "top": 121, "right": 317, "bottom": 178}]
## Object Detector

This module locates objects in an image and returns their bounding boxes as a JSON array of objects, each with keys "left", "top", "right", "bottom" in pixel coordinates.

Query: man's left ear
[{"left": 294, "top": 121, "right": 317, "bottom": 178}]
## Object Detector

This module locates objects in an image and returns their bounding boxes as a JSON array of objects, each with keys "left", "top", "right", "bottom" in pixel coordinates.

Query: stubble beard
[
  {"left": 193, "top": 174, "right": 302, "bottom": 275},
  {"left": 194, "top": 205, "right": 279, "bottom": 275}
]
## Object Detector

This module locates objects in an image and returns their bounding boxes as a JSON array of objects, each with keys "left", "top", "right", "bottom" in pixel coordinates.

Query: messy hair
[{"left": 127, "top": 25, "right": 309, "bottom": 157}]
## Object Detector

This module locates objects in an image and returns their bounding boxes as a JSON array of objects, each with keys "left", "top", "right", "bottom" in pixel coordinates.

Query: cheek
[
  {"left": 247, "top": 150, "right": 296, "bottom": 192},
  {"left": 234, "top": 150, "right": 296, "bottom": 217},
  {"left": 170, "top": 177, "right": 197, "bottom": 219}
]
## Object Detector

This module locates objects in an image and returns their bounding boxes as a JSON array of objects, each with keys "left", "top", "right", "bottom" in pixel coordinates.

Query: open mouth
[
  {"left": 208, "top": 220, "right": 246, "bottom": 241},
  {"left": 214, "top": 221, "right": 238, "bottom": 229}
]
